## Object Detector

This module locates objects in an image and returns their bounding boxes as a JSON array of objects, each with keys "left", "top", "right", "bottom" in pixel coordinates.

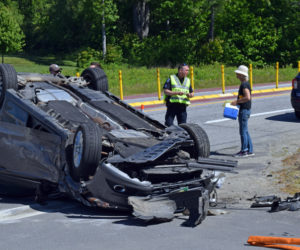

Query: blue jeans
[{"left": 238, "top": 109, "right": 253, "bottom": 153}]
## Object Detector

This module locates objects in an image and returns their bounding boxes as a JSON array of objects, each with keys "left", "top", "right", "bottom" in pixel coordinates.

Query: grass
[
  {"left": 2, "top": 55, "right": 299, "bottom": 97},
  {"left": 275, "top": 149, "right": 300, "bottom": 194}
]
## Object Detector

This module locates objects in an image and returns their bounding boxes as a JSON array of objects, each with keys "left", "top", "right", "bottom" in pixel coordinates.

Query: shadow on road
[
  {"left": 0, "top": 194, "right": 131, "bottom": 220},
  {"left": 210, "top": 151, "right": 234, "bottom": 157},
  {"left": 113, "top": 217, "right": 170, "bottom": 227},
  {"left": 0, "top": 195, "right": 195, "bottom": 227},
  {"left": 265, "top": 112, "right": 299, "bottom": 122},
  {"left": 0, "top": 194, "right": 179, "bottom": 227},
  {"left": 0, "top": 195, "right": 34, "bottom": 205}
]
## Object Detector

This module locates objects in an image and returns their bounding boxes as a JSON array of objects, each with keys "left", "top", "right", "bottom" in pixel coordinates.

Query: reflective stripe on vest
[{"left": 169, "top": 75, "right": 191, "bottom": 105}]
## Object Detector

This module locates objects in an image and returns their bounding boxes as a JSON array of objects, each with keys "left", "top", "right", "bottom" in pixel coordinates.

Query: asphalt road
[
  {"left": 147, "top": 90, "right": 296, "bottom": 153},
  {"left": 0, "top": 90, "right": 299, "bottom": 250}
]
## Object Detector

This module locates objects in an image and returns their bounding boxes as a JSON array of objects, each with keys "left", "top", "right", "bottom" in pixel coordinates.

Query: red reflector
[{"left": 292, "top": 79, "right": 296, "bottom": 89}]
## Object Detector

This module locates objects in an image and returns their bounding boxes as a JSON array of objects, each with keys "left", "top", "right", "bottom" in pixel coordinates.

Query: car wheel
[
  {"left": 81, "top": 67, "right": 109, "bottom": 92},
  {"left": 295, "top": 110, "right": 300, "bottom": 119},
  {"left": 179, "top": 123, "right": 210, "bottom": 158},
  {"left": 0, "top": 64, "right": 18, "bottom": 107},
  {"left": 71, "top": 123, "right": 103, "bottom": 181}
]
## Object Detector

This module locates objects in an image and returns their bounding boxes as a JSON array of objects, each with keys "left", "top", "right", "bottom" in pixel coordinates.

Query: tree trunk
[
  {"left": 1, "top": 54, "right": 3, "bottom": 64},
  {"left": 132, "top": 1, "right": 150, "bottom": 39},
  {"left": 102, "top": 0, "right": 106, "bottom": 59}
]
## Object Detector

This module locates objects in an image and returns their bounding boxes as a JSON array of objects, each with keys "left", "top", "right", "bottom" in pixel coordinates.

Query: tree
[
  {"left": 216, "top": 0, "right": 280, "bottom": 66},
  {"left": 268, "top": 0, "right": 300, "bottom": 65},
  {"left": 0, "top": 2, "right": 25, "bottom": 62},
  {"left": 102, "top": 0, "right": 106, "bottom": 58},
  {"left": 205, "top": 0, "right": 225, "bottom": 41},
  {"left": 81, "top": 0, "right": 119, "bottom": 58},
  {"left": 17, "top": 0, "right": 50, "bottom": 52},
  {"left": 145, "top": 0, "right": 209, "bottom": 65},
  {"left": 132, "top": 0, "right": 150, "bottom": 39}
]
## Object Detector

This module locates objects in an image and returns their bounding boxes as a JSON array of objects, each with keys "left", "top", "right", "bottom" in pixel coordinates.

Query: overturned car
[{"left": 0, "top": 64, "right": 236, "bottom": 226}]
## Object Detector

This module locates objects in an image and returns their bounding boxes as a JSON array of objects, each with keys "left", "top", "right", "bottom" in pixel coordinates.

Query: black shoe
[{"left": 233, "top": 151, "right": 248, "bottom": 157}]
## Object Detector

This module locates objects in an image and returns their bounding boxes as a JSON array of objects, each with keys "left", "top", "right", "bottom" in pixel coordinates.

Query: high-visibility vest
[{"left": 164, "top": 75, "right": 191, "bottom": 105}]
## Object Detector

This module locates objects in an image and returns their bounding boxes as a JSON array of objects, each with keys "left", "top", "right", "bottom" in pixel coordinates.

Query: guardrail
[{"left": 116, "top": 61, "right": 300, "bottom": 101}]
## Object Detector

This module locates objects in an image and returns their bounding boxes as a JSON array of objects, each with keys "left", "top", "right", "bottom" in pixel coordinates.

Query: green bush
[
  {"left": 120, "top": 33, "right": 143, "bottom": 64},
  {"left": 105, "top": 44, "right": 123, "bottom": 64},
  {"left": 77, "top": 48, "right": 102, "bottom": 68},
  {"left": 140, "top": 35, "right": 190, "bottom": 67},
  {"left": 198, "top": 39, "right": 224, "bottom": 64}
]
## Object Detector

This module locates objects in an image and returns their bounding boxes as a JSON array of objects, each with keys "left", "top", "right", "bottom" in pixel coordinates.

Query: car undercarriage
[{"left": 0, "top": 64, "right": 237, "bottom": 226}]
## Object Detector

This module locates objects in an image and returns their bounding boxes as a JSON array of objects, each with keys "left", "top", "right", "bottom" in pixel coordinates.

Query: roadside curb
[{"left": 128, "top": 86, "right": 292, "bottom": 108}]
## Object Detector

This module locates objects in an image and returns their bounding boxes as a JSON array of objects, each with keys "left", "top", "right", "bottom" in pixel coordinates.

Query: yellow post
[
  {"left": 157, "top": 68, "right": 161, "bottom": 100},
  {"left": 190, "top": 66, "right": 194, "bottom": 90},
  {"left": 221, "top": 65, "right": 225, "bottom": 94},
  {"left": 276, "top": 62, "right": 279, "bottom": 89},
  {"left": 249, "top": 64, "right": 253, "bottom": 90},
  {"left": 76, "top": 72, "right": 80, "bottom": 77},
  {"left": 119, "top": 70, "right": 124, "bottom": 100},
  {"left": 298, "top": 61, "right": 300, "bottom": 72}
]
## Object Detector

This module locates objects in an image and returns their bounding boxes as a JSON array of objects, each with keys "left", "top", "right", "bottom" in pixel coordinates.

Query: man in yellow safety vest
[{"left": 163, "top": 63, "right": 194, "bottom": 126}]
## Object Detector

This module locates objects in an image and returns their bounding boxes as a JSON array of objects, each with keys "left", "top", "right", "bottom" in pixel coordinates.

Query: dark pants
[{"left": 165, "top": 103, "right": 187, "bottom": 126}]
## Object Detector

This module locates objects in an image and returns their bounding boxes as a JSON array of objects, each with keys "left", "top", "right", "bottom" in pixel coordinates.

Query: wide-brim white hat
[{"left": 234, "top": 65, "right": 248, "bottom": 77}]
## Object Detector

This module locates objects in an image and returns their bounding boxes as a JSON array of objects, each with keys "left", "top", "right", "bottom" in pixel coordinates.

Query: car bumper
[
  {"left": 85, "top": 162, "right": 153, "bottom": 210},
  {"left": 85, "top": 161, "right": 212, "bottom": 210},
  {"left": 128, "top": 187, "right": 207, "bottom": 221},
  {"left": 291, "top": 90, "right": 300, "bottom": 110},
  {"left": 82, "top": 158, "right": 236, "bottom": 226}
]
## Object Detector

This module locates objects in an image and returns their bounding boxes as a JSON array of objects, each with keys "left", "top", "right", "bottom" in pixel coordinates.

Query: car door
[{"left": 0, "top": 97, "right": 63, "bottom": 183}]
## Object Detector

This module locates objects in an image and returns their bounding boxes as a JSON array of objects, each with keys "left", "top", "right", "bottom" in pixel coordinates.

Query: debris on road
[
  {"left": 247, "top": 235, "right": 300, "bottom": 249},
  {"left": 250, "top": 193, "right": 300, "bottom": 212}
]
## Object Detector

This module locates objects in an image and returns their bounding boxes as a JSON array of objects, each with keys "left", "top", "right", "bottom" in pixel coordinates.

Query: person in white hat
[{"left": 231, "top": 65, "right": 254, "bottom": 157}]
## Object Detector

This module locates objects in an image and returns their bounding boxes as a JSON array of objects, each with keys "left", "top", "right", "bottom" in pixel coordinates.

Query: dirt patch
[
  {"left": 212, "top": 134, "right": 300, "bottom": 208},
  {"left": 275, "top": 149, "right": 300, "bottom": 194}
]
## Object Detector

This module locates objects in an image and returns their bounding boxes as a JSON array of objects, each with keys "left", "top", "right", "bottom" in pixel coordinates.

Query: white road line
[
  {"left": 0, "top": 201, "right": 76, "bottom": 223},
  {"left": 0, "top": 206, "right": 44, "bottom": 222},
  {"left": 205, "top": 108, "right": 294, "bottom": 124},
  {"left": 250, "top": 108, "right": 294, "bottom": 117},
  {"left": 205, "top": 118, "right": 231, "bottom": 124}
]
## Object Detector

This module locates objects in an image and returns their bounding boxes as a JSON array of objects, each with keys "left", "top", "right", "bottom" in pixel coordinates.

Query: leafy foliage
[
  {"left": 0, "top": 1, "right": 25, "bottom": 61},
  {"left": 119, "top": 33, "right": 143, "bottom": 64},
  {"left": 1, "top": 0, "right": 299, "bottom": 66},
  {"left": 216, "top": 0, "right": 280, "bottom": 66},
  {"left": 105, "top": 44, "right": 123, "bottom": 63},
  {"left": 77, "top": 47, "right": 102, "bottom": 68},
  {"left": 198, "top": 39, "right": 224, "bottom": 64}
]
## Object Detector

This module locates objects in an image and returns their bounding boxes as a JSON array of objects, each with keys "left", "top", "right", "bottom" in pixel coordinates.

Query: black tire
[
  {"left": 179, "top": 123, "right": 210, "bottom": 158},
  {"left": 71, "top": 123, "right": 103, "bottom": 181},
  {"left": 81, "top": 67, "right": 108, "bottom": 92},
  {"left": 295, "top": 110, "right": 300, "bottom": 119},
  {"left": 0, "top": 64, "right": 18, "bottom": 108}
]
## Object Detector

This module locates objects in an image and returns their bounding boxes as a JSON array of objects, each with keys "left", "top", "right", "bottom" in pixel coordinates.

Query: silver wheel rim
[{"left": 73, "top": 130, "right": 83, "bottom": 168}]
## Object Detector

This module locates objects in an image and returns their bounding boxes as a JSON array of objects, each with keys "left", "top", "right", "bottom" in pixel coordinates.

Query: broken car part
[{"left": 0, "top": 64, "right": 237, "bottom": 226}]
